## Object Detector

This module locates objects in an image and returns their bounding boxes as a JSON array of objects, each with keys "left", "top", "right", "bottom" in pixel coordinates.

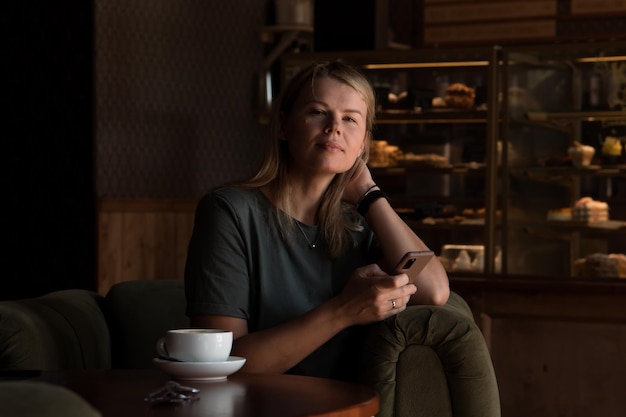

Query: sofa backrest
[
  {"left": 0, "top": 279, "right": 190, "bottom": 371},
  {"left": 0, "top": 289, "right": 111, "bottom": 370},
  {"left": 103, "top": 279, "right": 189, "bottom": 369}
]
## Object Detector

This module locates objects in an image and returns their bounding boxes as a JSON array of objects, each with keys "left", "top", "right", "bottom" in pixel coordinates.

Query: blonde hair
[{"left": 240, "top": 60, "right": 376, "bottom": 257}]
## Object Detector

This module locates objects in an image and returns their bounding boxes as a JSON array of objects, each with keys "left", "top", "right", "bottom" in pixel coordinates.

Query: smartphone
[{"left": 393, "top": 250, "right": 434, "bottom": 281}]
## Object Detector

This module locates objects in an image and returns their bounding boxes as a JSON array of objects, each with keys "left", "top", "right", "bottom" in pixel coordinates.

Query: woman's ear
[{"left": 360, "top": 133, "right": 370, "bottom": 157}]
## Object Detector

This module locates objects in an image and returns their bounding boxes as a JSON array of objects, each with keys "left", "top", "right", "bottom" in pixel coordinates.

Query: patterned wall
[{"left": 95, "top": 0, "right": 268, "bottom": 198}]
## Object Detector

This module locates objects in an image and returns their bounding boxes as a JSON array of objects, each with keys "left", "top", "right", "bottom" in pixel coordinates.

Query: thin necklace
[{"left": 295, "top": 221, "right": 320, "bottom": 249}]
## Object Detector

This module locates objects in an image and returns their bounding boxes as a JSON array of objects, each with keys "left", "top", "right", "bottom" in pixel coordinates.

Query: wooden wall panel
[
  {"left": 97, "top": 199, "right": 198, "bottom": 294},
  {"left": 491, "top": 317, "right": 626, "bottom": 417},
  {"left": 452, "top": 278, "right": 626, "bottom": 417},
  {"left": 175, "top": 211, "right": 196, "bottom": 281},
  {"left": 98, "top": 210, "right": 123, "bottom": 294}
]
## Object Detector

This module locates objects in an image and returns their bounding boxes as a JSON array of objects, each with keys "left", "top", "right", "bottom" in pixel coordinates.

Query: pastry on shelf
[
  {"left": 440, "top": 244, "right": 485, "bottom": 273},
  {"left": 451, "top": 249, "right": 472, "bottom": 271},
  {"left": 462, "top": 207, "right": 486, "bottom": 219},
  {"left": 369, "top": 140, "right": 404, "bottom": 167},
  {"left": 573, "top": 253, "right": 626, "bottom": 278},
  {"left": 547, "top": 207, "right": 572, "bottom": 221},
  {"left": 572, "top": 197, "right": 609, "bottom": 223},
  {"left": 443, "top": 83, "right": 475, "bottom": 109},
  {"left": 431, "top": 96, "right": 446, "bottom": 108},
  {"left": 567, "top": 141, "right": 596, "bottom": 168},
  {"left": 397, "top": 152, "right": 449, "bottom": 167},
  {"left": 369, "top": 140, "right": 390, "bottom": 167},
  {"left": 601, "top": 133, "right": 624, "bottom": 165}
]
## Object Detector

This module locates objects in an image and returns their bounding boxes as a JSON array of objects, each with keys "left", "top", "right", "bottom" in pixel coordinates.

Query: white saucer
[{"left": 152, "top": 356, "right": 246, "bottom": 381}]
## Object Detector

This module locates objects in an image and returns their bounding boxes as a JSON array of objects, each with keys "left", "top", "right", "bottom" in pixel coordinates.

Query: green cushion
[
  {"left": 104, "top": 279, "right": 188, "bottom": 369},
  {"left": 0, "top": 380, "right": 101, "bottom": 417},
  {"left": 0, "top": 290, "right": 110, "bottom": 370}
]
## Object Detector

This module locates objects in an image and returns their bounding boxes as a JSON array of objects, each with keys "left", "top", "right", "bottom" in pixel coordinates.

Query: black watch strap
[{"left": 357, "top": 189, "right": 389, "bottom": 216}]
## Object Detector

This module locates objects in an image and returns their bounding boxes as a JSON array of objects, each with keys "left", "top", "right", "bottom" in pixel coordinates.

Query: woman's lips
[{"left": 317, "top": 141, "right": 343, "bottom": 152}]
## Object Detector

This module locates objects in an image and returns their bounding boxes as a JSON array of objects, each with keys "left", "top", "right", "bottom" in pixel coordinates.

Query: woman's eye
[
  {"left": 310, "top": 109, "right": 325, "bottom": 115},
  {"left": 344, "top": 116, "right": 357, "bottom": 123}
]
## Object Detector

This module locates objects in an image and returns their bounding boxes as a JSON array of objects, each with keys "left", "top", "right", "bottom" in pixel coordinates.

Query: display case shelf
[
  {"left": 519, "top": 220, "right": 626, "bottom": 233},
  {"left": 526, "top": 110, "right": 626, "bottom": 123},
  {"left": 371, "top": 165, "right": 487, "bottom": 175},
  {"left": 377, "top": 109, "right": 488, "bottom": 124},
  {"left": 509, "top": 166, "right": 626, "bottom": 183},
  {"left": 404, "top": 218, "right": 487, "bottom": 230}
]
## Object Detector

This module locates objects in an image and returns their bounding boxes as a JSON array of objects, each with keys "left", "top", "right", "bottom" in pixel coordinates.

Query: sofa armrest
[
  {"left": 360, "top": 291, "right": 500, "bottom": 417},
  {"left": 0, "top": 290, "right": 111, "bottom": 371}
]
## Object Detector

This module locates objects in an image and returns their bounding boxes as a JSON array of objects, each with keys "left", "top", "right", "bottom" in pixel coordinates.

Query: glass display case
[
  {"left": 281, "top": 41, "right": 626, "bottom": 280},
  {"left": 501, "top": 41, "right": 626, "bottom": 279}
]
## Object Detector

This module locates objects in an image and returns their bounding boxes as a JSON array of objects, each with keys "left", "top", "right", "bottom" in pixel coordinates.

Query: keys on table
[{"left": 145, "top": 380, "right": 200, "bottom": 405}]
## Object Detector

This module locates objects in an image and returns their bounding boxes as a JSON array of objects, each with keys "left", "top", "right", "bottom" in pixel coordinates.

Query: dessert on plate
[
  {"left": 572, "top": 197, "right": 609, "bottom": 223},
  {"left": 443, "top": 83, "right": 475, "bottom": 109},
  {"left": 567, "top": 141, "right": 595, "bottom": 168},
  {"left": 573, "top": 253, "right": 626, "bottom": 278},
  {"left": 547, "top": 207, "right": 572, "bottom": 221}
]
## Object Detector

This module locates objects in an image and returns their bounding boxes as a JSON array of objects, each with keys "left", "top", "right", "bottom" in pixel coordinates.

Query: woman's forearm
[
  {"left": 363, "top": 195, "right": 450, "bottom": 305},
  {"left": 228, "top": 297, "right": 349, "bottom": 374}
]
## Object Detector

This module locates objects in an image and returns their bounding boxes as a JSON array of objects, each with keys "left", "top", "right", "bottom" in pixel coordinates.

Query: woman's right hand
[{"left": 334, "top": 263, "right": 417, "bottom": 326}]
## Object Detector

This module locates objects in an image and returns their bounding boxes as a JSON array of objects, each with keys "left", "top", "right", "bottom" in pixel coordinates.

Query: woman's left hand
[{"left": 333, "top": 263, "right": 417, "bottom": 325}]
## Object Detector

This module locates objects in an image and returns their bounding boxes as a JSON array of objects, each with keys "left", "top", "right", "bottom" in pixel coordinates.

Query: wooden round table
[{"left": 53, "top": 369, "right": 379, "bottom": 417}]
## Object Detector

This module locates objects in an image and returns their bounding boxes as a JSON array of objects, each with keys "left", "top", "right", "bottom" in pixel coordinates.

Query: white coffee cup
[{"left": 156, "top": 329, "right": 233, "bottom": 362}]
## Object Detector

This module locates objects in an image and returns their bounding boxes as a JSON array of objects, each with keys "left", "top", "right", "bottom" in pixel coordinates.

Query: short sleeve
[{"left": 184, "top": 192, "right": 250, "bottom": 319}]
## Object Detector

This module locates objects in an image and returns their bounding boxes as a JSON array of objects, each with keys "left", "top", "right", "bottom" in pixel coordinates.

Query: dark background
[{"left": 5, "top": 1, "right": 96, "bottom": 299}]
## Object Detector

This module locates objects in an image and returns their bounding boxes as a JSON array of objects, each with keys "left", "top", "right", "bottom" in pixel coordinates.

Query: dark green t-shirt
[{"left": 184, "top": 186, "right": 380, "bottom": 379}]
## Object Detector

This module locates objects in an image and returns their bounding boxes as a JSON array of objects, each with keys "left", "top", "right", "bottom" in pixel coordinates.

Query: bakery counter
[{"left": 450, "top": 274, "right": 626, "bottom": 294}]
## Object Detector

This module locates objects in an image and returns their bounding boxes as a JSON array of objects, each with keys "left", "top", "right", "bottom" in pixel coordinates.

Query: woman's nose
[{"left": 324, "top": 118, "right": 340, "bottom": 135}]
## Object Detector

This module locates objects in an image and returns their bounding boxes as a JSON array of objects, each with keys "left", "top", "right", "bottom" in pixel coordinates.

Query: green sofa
[{"left": 0, "top": 280, "right": 500, "bottom": 417}]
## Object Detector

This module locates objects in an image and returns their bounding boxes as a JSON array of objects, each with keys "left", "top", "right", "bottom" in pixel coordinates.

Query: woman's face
[{"left": 281, "top": 76, "right": 368, "bottom": 178}]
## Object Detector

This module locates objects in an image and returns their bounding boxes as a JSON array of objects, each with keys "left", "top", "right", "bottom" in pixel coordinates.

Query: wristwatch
[{"left": 356, "top": 189, "right": 389, "bottom": 216}]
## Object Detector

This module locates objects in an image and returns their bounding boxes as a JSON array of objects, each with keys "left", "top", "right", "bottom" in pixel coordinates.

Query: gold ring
[{"left": 391, "top": 299, "right": 397, "bottom": 309}]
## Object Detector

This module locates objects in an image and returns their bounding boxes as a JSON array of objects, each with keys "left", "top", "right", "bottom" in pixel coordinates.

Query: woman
[{"left": 185, "top": 60, "right": 449, "bottom": 380}]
